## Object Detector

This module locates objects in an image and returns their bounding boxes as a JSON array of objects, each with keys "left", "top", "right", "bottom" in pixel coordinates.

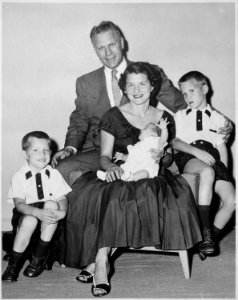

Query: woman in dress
[{"left": 65, "top": 62, "right": 202, "bottom": 297}]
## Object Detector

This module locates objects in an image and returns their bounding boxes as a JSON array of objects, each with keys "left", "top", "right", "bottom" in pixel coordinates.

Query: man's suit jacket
[{"left": 65, "top": 63, "right": 187, "bottom": 152}]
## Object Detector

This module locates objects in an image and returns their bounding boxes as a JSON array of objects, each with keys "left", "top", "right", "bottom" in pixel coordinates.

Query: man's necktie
[{"left": 111, "top": 69, "right": 122, "bottom": 106}]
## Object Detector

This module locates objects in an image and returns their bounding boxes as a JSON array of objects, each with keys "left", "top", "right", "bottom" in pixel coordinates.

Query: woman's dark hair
[
  {"left": 119, "top": 62, "right": 162, "bottom": 107},
  {"left": 22, "top": 131, "right": 52, "bottom": 151}
]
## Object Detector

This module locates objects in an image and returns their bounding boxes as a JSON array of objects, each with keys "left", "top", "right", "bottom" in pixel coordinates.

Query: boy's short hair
[
  {"left": 178, "top": 71, "right": 208, "bottom": 86},
  {"left": 22, "top": 131, "right": 52, "bottom": 151}
]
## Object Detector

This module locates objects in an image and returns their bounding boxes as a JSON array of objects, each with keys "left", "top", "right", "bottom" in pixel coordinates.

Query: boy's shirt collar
[
  {"left": 186, "top": 104, "right": 212, "bottom": 116},
  {"left": 21, "top": 163, "right": 51, "bottom": 177}
]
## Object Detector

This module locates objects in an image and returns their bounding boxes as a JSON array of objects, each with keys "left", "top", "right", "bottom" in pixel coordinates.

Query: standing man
[{"left": 51, "top": 21, "right": 186, "bottom": 183}]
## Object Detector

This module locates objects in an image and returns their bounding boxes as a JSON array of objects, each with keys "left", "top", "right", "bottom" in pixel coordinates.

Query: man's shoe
[
  {"left": 23, "top": 254, "right": 48, "bottom": 278},
  {"left": 199, "top": 228, "right": 215, "bottom": 255}
]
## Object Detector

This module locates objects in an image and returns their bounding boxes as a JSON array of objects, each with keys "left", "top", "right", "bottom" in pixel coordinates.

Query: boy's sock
[
  {"left": 34, "top": 238, "right": 50, "bottom": 258},
  {"left": 198, "top": 205, "right": 211, "bottom": 229}
]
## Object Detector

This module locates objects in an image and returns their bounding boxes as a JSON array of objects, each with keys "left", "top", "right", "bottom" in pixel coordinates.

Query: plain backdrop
[{"left": 1, "top": 2, "right": 236, "bottom": 230}]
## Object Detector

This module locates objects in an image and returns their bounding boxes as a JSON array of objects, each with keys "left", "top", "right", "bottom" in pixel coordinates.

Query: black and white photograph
[{"left": 1, "top": 0, "right": 236, "bottom": 298}]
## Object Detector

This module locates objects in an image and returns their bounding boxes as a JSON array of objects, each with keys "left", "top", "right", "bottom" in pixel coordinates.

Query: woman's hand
[
  {"left": 150, "top": 148, "right": 165, "bottom": 164},
  {"left": 105, "top": 165, "right": 124, "bottom": 182}
]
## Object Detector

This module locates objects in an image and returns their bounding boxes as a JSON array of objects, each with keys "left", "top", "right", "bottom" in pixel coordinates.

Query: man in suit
[{"left": 51, "top": 21, "right": 230, "bottom": 184}]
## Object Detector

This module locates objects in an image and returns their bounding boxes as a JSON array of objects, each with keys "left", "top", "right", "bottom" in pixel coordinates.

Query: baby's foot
[
  {"left": 97, "top": 170, "right": 106, "bottom": 181},
  {"left": 121, "top": 171, "right": 134, "bottom": 181}
]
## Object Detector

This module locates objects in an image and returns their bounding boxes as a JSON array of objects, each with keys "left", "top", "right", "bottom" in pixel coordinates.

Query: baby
[{"left": 97, "top": 118, "right": 168, "bottom": 182}]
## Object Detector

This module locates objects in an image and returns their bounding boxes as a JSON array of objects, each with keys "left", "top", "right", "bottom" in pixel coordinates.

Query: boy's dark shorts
[
  {"left": 11, "top": 201, "right": 66, "bottom": 264},
  {"left": 174, "top": 140, "right": 231, "bottom": 182}
]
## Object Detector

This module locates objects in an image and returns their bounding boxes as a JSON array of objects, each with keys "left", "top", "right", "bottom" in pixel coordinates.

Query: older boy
[
  {"left": 172, "top": 71, "right": 235, "bottom": 259},
  {"left": 2, "top": 131, "right": 72, "bottom": 282}
]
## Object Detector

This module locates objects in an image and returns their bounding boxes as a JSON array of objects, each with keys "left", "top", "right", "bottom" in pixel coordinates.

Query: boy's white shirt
[
  {"left": 7, "top": 164, "right": 72, "bottom": 205},
  {"left": 174, "top": 104, "right": 226, "bottom": 147}
]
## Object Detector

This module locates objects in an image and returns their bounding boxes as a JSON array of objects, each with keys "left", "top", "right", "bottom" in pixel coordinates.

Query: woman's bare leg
[{"left": 93, "top": 247, "right": 111, "bottom": 296}]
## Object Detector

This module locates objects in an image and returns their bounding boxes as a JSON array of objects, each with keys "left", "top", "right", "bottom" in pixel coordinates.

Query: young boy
[
  {"left": 97, "top": 118, "right": 168, "bottom": 182},
  {"left": 2, "top": 131, "right": 72, "bottom": 282},
  {"left": 172, "top": 71, "right": 235, "bottom": 259}
]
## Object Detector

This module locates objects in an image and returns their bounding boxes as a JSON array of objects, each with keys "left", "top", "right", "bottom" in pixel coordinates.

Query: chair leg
[{"left": 178, "top": 250, "right": 190, "bottom": 279}]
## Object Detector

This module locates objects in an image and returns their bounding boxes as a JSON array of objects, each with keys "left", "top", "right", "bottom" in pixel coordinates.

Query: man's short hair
[
  {"left": 90, "top": 21, "right": 122, "bottom": 41},
  {"left": 22, "top": 131, "right": 52, "bottom": 151},
  {"left": 178, "top": 71, "right": 208, "bottom": 86}
]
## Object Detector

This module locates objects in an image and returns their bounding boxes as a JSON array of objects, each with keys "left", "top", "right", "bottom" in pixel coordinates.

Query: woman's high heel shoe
[
  {"left": 198, "top": 250, "right": 207, "bottom": 261},
  {"left": 91, "top": 277, "right": 111, "bottom": 297},
  {"left": 76, "top": 269, "right": 94, "bottom": 283}
]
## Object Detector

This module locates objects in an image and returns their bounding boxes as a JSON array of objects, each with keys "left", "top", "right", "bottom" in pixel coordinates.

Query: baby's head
[
  {"left": 178, "top": 71, "right": 209, "bottom": 110},
  {"left": 139, "top": 123, "right": 160, "bottom": 141},
  {"left": 22, "top": 131, "right": 52, "bottom": 172}
]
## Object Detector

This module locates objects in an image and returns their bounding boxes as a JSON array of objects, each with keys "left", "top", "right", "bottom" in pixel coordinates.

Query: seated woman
[{"left": 65, "top": 62, "right": 202, "bottom": 297}]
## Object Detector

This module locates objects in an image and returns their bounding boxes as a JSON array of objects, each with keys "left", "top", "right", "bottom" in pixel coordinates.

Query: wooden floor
[{"left": 1, "top": 228, "right": 236, "bottom": 299}]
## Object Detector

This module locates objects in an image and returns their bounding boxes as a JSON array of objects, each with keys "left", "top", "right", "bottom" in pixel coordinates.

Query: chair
[{"left": 126, "top": 172, "right": 199, "bottom": 279}]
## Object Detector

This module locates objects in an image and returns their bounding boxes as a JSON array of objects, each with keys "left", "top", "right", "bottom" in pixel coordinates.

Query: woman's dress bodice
[{"left": 100, "top": 107, "right": 175, "bottom": 155}]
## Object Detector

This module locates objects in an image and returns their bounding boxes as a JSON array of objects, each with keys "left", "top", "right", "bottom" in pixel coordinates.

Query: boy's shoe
[
  {"left": 199, "top": 228, "right": 215, "bottom": 255},
  {"left": 2, "top": 264, "right": 19, "bottom": 282},
  {"left": 23, "top": 253, "right": 49, "bottom": 278},
  {"left": 2, "top": 251, "right": 24, "bottom": 282}
]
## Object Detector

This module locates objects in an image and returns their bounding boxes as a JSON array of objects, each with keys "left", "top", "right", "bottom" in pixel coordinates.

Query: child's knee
[
  {"left": 200, "top": 166, "right": 215, "bottom": 181},
  {"left": 21, "top": 215, "right": 38, "bottom": 228},
  {"left": 44, "top": 200, "right": 59, "bottom": 210}
]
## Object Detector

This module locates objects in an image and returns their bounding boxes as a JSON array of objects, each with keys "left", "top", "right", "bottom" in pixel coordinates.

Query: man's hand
[
  {"left": 218, "top": 117, "right": 233, "bottom": 142},
  {"left": 51, "top": 148, "right": 74, "bottom": 168}
]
